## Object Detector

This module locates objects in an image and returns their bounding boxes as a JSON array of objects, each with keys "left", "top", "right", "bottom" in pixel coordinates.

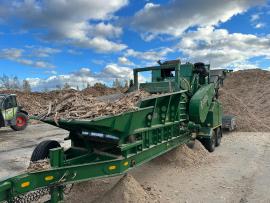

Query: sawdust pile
[
  {"left": 46, "top": 90, "right": 150, "bottom": 119},
  {"left": 93, "top": 174, "right": 152, "bottom": 203},
  {"left": 65, "top": 174, "right": 153, "bottom": 203},
  {"left": 153, "top": 140, "right": 209, "bottom": 168},
  {"left": 220, "top": 69, "right": 270, "bottom": 132}
]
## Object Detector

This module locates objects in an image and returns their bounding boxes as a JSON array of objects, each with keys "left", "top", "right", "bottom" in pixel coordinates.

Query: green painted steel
[
  {"left": 189, "top": 84, "right": 215, "bottom": 124},
  {"left": 0, "top": 60, "right": 228, "bottom": 203},
  {"left": 0, "top": 125, "right": 190, "bottom": 202}
]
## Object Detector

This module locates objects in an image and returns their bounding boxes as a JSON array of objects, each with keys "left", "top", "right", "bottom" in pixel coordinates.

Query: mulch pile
[
  {"left": 153, "top": 140, "right": 209, "bottom": 168},
  {"left": 27, "top": 159, "right": 50, "bottom": 172},
  {"left": 93, "top": 174, "right": 152, "bottom": 203},
  {"left": 219, "top": 69, "right": 270, "bottom": 132}
]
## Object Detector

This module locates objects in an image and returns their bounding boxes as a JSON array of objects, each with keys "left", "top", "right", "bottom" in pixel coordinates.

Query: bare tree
[
  {"left": 0, "top": 74, "right": 20, "bottom": 89},
  {"left": 12, "top": 76, "right": 20, "bottom": 89},
  {"left": 56, "top": 84, "right": 61, "bottom": 90},
  {"left": 124, "top": 80, "right": 129, "bottom": 88},
  {"left": 112, "top": 78, "right": 121, "bottom": 88},
  {"left": 63, "top": 83, "right": 71, "bottom": 90},
  {"left": 93, "top": 82, "right": 106, "bottom": 88},
  {"left": 22, "top": 80, "right": 31, "bottom": 92},
  {"left": 43, "top": 87, "right": 48, "bottom": 92}
]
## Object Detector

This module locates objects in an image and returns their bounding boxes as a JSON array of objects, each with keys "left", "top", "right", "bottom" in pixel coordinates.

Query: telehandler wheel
[
  {"left": 202, "top": 135, "right": 216, "bottom": 152},
  {"left": 30, "top": 140, "right": 61, "bottom": 162},
  {"left": 10, "top": 112, "right": 28, "bottom": 131},
  {"left": 215, "top": 127, "right": 222, "bottom": 147}
]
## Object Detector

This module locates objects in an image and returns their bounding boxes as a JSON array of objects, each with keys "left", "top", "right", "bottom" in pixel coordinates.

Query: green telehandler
[{"left": 0, "top": 94, "right": 28, "bottom": 131}]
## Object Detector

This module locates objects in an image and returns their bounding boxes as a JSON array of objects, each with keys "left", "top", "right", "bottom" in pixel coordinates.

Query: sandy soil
[{"left": 1, "top": 124, "right": 270, "bottom": 202}]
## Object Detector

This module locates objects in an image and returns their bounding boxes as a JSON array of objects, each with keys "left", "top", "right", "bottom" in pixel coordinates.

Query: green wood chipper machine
[{"left": 0, "top": 60, "right": 228, "bottom": 203}]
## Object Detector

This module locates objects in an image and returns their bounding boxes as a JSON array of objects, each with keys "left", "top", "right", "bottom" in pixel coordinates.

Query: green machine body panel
[
  {"left": 189, "top": 83, "right": 215, "bottom": 124},
  {"left": 204, "top": 101, "right": 222, "bottom": 128}
]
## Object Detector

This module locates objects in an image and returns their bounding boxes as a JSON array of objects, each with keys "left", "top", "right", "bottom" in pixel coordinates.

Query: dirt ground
[{"left": 1, "top": 124, "right": 270, "bottom": 202}]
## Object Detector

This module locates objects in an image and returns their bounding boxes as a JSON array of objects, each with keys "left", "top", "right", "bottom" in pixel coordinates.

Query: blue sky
[{"left": 0, "top": 0, "right": 269, "bottom": 91}]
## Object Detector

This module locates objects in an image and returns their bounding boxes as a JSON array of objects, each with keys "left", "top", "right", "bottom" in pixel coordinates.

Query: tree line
[
  {"left": 0, "top": 74, "right": 131, "bottom": 92},
  {"left": 0, "top": 74, "right": 31, "bottom": 92}
]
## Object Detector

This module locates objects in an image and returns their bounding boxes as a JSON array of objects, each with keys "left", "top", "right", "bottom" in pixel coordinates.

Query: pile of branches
[{"left": 45, "top": 90, "right": 150, "bottom": 120}]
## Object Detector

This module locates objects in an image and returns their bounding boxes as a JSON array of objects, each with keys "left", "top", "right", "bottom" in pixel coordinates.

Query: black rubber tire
[
  {"left": 10, "top": 112, "right": 28, "bottom": 131},
  {"left": 215, "top": 127, "right": 222, "bottom": 147},
  {"left": 202, "top": 134, "right": 216, "bottom": 152},
  {"left": 30, "top": 140, "right": 61, "bottom": 162}
]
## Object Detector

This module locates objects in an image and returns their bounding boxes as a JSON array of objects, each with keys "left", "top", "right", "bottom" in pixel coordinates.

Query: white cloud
[
  {"left": 27, "top": 64, "right": 136, "bottom": 91},
  {"left": 132, "top": 0, "right": 266, "bottom": 39},
  {"left": 67, "top": 49, "right": 82, "bottom": 55},
  {"left": 45, "top": 70, "right": 57, "bottom": 75},
  {"left": 1, "top": 0, "right": 128, "bottom": 53},
  {"left": 125, "top": 47, "right": 173, "bottom": 61},
  {"left": 76, "top": 37, "right": 127, "bottom": 53},
  {"left": 102, "top": 64, "right": 133, "bottom": 79},
  {"left": 255, "top": 22, "right": 266, "bottom": 28},
  {"left": 232, "top": 62, "right": 260, "bottom": 71},
  {"left": 0, "top": 48, "right": 23, "bottom": 59},
  {"left": 0, "top": 48, "right": 55, "bottom": 68},
  {"left": 177, "top": 26, "right": 270, "bottom": 68},
  {"left": 250, "top": 12, "right": 266, "bottom": 29},
  {"left": 118, "top": 56, "right": 134, "bottom": 66},
  {"left": 31, "top": 47, "right": 61, "bottom": 58},
  {"left": 251, "top": 14, "right": 260, "bottom": 22},
  {"left": 92, "top": 22, "right": 123, "bottom": 39}
]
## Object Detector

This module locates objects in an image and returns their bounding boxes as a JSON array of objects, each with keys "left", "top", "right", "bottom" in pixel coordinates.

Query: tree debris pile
[
  {"left": 82, "top": 85, "right": 123, "bottom": 96},
  {"left": 219, "top": 69, "right": 270, "bottom": 132},
  {"left": 0, "top": 87, "right": 137, "bottom": 118},
  {"left": 46, "top": 90, "right": 150, "bottom": 119}
]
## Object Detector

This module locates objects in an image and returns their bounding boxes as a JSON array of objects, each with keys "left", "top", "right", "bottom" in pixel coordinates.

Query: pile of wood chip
[
  {"left": 152, "top": 140, "right": 209, "bottom": 168},
  {"left": 220, "top": 69, "right": 270, "bottom": 132},
  {"left": 27, "top": 159, "right": 50, "bottom": 172}
]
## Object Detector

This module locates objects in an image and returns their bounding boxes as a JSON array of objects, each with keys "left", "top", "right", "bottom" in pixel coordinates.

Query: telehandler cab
[{"left": 0, "top": 94, "right": 28, "bottom": 131}]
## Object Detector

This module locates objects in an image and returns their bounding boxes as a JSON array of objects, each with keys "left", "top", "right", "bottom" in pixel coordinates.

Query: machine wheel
[
  {"left": 215, "top": 127, "right": 222, "bottom": 147},
  {"left": 30, "top": 140, "right": 61, "bottom": 161},
  {"left": 202, "top": 135, "right": 216, "bottom": 152},
  {"left": 10, "top": 112, "right": 28, "bottom": 131}
]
